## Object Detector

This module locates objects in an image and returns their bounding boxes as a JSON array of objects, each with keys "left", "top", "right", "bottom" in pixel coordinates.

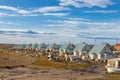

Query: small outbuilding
[
  {"left": 107, "top": 58, "right": 120, "bottom": 73},
  {"left": 67, "top": 55, "right": 80, "bottom": 62}
]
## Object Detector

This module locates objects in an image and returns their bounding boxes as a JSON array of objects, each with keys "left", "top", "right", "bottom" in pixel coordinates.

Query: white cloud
[
  {"left": 33, "top": 6, "right": 70, "bottom": 13},
  {"left": 43, "top": 13, "right": 69, "bottom": 17},
  {"left": 17, "top": 10, "right": 30, "bottom": 15},
  {"left": 84, "top": 10, "right": 118, "bottom": 13},
  {"left": 59, "top": 0, "right": 81, "bottom": 8},
  {"left": 46, "top": 19, "right": 115, "bottom": 28},
  {"left": 59, "top": 0, "right": 113, "bottom": 8},
  {"left": 0, "top": 5, "right": 30, "bottom": 15},
  {"left": 0, "top": 12, "right": 40, "bottom": 17},
  {"left": 21, "top": 14, "right": 40, "bottom": 16},
  {"left": 0, "top": 5, "right": 18, "bottom": 11},
  {"left": 0, "top": 12, "right": 7, "bottom": 16},
  {"left": 0, "top": 12, "right": 19, "bottom": 17},
  {"left": 0, "top": 20, "right": 119, "bottom": 44},
  {"left": 0, "top": 5, "right": 70, "bottom": 17},
  {"left": 68, "top": 18, "right": 89, "bottom": 21},
  {"left": 0, "top": 21, "right": 16, "bottom": 25},
  {"left": 42, "top": 19, "right": 120, "bottom": 44}
]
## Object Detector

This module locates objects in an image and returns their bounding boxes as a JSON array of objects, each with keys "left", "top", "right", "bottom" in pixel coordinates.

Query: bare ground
[
  {"left": 0, "top": 67, "right": 104, "bottom": 80},
  {"left": 0, "top": 45, "right": 119, "bottom": 80}
]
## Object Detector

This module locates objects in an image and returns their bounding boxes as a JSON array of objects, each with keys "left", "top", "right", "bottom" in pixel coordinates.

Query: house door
[{"left": 115, "top": 61, "right": 118, "bottom": 68}]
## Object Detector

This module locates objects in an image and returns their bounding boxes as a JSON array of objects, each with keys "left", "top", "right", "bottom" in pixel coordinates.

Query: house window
[
  {"left": 104, "top": 48, "right": 106, "bottom": 52},
  {"left": 101, "top": 54, "right": 104, "bottom": 57}
]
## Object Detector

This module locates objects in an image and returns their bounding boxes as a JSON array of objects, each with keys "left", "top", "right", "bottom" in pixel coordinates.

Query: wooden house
[
  {"left": 73, "top": 42, "right": 93, "bottom": 59},
  {"left": 37, "top": 43, "right": 47, "bottom": 50},
  {"left": 37, "top": 43, "right": 47, "bottom": 55},
  {"left": 12, "top": 44, "right": 20, "bottom": 50},
  {"left": 59, "top": 43, "right": 75, "bottom": 55},
  {"left": 89, "top": 43, "right": 114, "bottom": 61},
  {"left": 31, "top": 43, "right": 38, "bottom": 51},
  {"left": 46, "top": 43, "right": 59, "bottom": 53},
  {"left": 17, "top": 44, "right": 27, "bottom": 50},
  {"left": 25, "top": 43, "right": 32, "bottom": 50}
]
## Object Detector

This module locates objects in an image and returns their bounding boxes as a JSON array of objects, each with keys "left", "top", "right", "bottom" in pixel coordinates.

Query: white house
[
  {"left": 17, "top": 44, "right": 27, "bottom": 50},
  {"left": 107, "top": 58, "right": 120, "bottom": 73},
  {"left": 89, "top": 43, "right": 114, "bottom": 61},
  {"left": 59, "top": 43, "right": 75, "bottom": 55},
  {"left": 31, "top": 43, "right": 38, "bottom": 51},
  {"left": 73, "top": 42, "right": 93, "bottom": 59},
  {"left": 25, "top": 43, "right": 32, "bottom": 50},
  {"left": 46, "top": 43, "right": 59, "bottom": 54}
]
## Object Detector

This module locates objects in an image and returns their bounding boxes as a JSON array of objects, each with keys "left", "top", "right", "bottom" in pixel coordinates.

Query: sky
[{"left": 0, "top": 0, "right": 120, "bottom": 44}]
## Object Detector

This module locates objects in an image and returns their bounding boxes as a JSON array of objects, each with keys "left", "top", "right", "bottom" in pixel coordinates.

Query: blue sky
[{"left": 0, "top": 0, "right": 120, "bottom": 44}]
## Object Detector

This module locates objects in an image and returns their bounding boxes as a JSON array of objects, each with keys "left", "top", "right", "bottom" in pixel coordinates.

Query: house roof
[
  {"left": 31, "top": 43, "right": 38, "bottom": 49},
  {"left": 17, "top": 44, "right": 27, "bottom": 49},
  {"left": 25, "top": 44, "right": 31, "bottom": 49},
  {"left": 47, "top": 44, "right": 54, "bottom": 49},
  {"left": 60, "top": 43, "right": 69, "bottom": 50},
  {"left": 47, "top": 43, "right": 58, "bottom": 49},
  {"left": 89, "top": 43, "right": 109, "bottom": 54},
  {"left": 115, "top": 44, "right": 120, "bottom": 46},
  {"left": 17, "top": 44, "right": 23, "bottom": 49},
  {"left": 24, "top": 45, "right": 28, "bottom": 49},
  {"left": 37, "top": 43, "right": 47, "bottom": 49},
  {"left": 114, "top": 44, "right": 120, "bottom": 49},
  {"left": 60, "top": 43, "right": 75, "bottom": 50},
  {"left": 74, "top": 43, "right": 86, "bottom": 51}
]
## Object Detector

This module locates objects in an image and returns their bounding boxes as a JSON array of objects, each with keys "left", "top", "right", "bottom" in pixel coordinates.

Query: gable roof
[
  {"left": 37, "top": 43, "right": 47, "bottom": 49},
  {"left": 60, "top": 43, "right": 75, "bottom": 50},
  {"left": 25, "top": 44, "right": 32, "bottom": 49},
  {"left": 17, "top": 44, "right": 23, "bottom": 49},
  {"left": 47, "top": 43, "right": 58, "bottom": 49},
  {"left": 74, "top": 43, "right": 86, "bottom": 51},
  {"left": 47, "top": 44, "right": 53, "bottom": 49},
  {"left": 89, "top": 43, "right": 109, "bottom": 53},
  {"left": 115, "top": 44, "right": 120, "bottom": 46},
  {"left": 60, "top": 43, "right": 69, "bottom": 50},
  {"left": 114, "top": 43, "right": 120, "bottom": 49},
  {"left": 31, "top": 43, "right": 38, "bottom": 49}
]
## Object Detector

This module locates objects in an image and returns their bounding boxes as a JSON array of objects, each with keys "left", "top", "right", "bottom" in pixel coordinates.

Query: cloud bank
[{"left": 59, "top": 0, "right": 113, "bottom": 8}]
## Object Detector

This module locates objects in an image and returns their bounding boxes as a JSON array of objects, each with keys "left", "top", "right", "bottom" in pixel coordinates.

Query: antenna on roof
[
  {"left": 94, "top": 38, "right": 96, "bottom": 44},
  {"left": 102, "top": 36, "right": 105, "bottom": 44},
  {"left": 69, "top": 41, "right": 71, "bottom": 44},
  {"left": 116, "top": 38, "right": 119, "bottom": 44}
]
